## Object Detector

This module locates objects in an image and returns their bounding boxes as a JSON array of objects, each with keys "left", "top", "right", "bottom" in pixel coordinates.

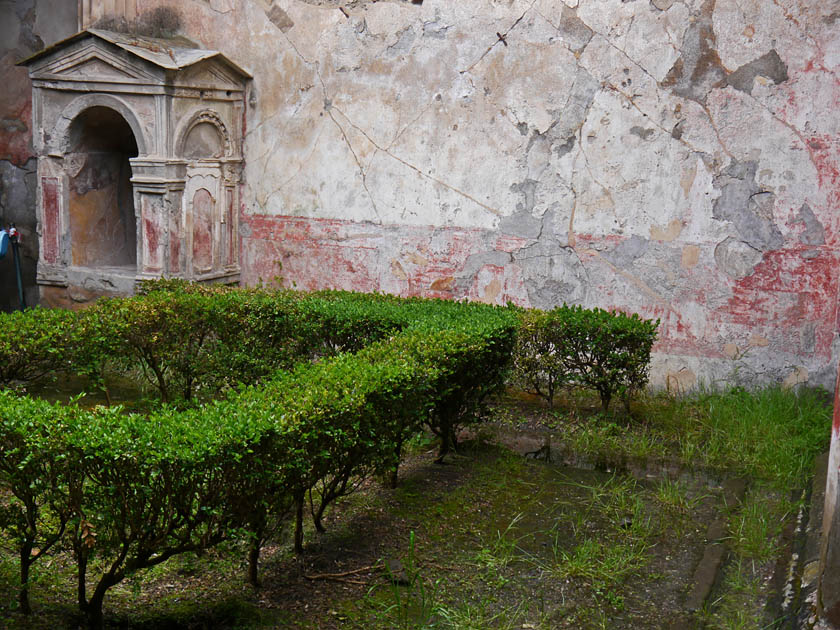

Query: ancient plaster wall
[
  {"left": 0, "top": 0, "right": 77, "bottom": 309},
  {"left": 85, "top": 0, "right": 840, "bottom": 389}
]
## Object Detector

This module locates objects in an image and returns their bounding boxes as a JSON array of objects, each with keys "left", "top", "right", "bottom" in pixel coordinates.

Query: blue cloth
[{"left": 0, "top": 230, "right": 9, "bottom": 260}]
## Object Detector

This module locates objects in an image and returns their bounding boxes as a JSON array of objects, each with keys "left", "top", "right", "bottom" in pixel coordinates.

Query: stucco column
[
  {"left": 130, "top": 159, "right": 186, "bottom": 279},
  {"left": 819, "top": 367, "right": 840, "bottom": 624}
]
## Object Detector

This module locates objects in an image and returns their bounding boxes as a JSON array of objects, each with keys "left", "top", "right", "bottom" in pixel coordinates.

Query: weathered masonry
[{"left": 19, "top": 29, "right": 249, "bottom": 305}]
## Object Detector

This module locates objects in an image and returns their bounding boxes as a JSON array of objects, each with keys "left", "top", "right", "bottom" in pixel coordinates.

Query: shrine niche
[{"left": 20, "top": 29, "right": 250, "bottom": 305}]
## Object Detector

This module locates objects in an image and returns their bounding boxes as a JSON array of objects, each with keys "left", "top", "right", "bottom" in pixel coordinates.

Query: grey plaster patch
[
  {"left": 660, "top": 0, "right": 726, "bottom": 103},
  {"left": 713, "top": 160, "right": 783, "bottom": 251},
  {"left": 604, "top": 234, "right": 649, "bottom": 268},
  {"left": 800, "top": 322, "right": 816, "bottom": 354},
  {"left": 455, "top": 249, "right": 513, "bottom": 292},
  {"left": 0, "top": 158, "right": 37, "bottom": 224},
  {"left": 554, "top": 5, "right": 594, "bottom": 54},
  {"left": 387, "top": 26, "right": 416, "bottom": 56},
  {"left": 714, "top": 237, "right": 762, "bottom": 279},
  {"left": 267, "top": 5, "right": 295, "bottom": 32},
  {"left": 795, "top": 203, "right": 825, "bottom": 246},
  {"left": 630, "top": 126, "right": 655, "bottom": 140},
  {"left": 543, "top": 66, "right": 598, "bottom": 155},
  {"left": 671, "top": 120, "right": 684, "bottom": 140},
  {"left": 632, "top": 242, "right": 683, "bottom": 298},
  {"left": 500, "top": 207, "right": 542, "bottom": 240},
  {"left": 513, "top": 239, "right": 588, "bottom": 308},
  {"left": 510, "top": 179, "right": 539, "bottom": 215},
  {"left": 724, "top": 50, "right": 788, "bottom": 93},
  {"left": 554, "top": 135, "right": 576, "bottom": 158}
]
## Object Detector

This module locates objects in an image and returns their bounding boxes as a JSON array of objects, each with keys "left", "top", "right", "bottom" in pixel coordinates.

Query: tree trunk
[
  {"left": 19, "top": 545, "right": 31, "bottom": 615},
  {"left": 85, "top": 575, "right": 116, "bottom": 630},
  {"left": 313, "top": 504, "right": 327, "bottom": 533},
  {"left": 294, "top": 495, "right": 304, "bottom": 554},
  {"left": 247, "top": 542, "right": 261, "bottom": 588},
  {"left": 600, "top": 391, "right": 611, "bottom": 414},
  {"left": 76, "top": 547, "right": 88, "bottom": 612},
  {"left": 389, "top": 441, "right": 403, "bottom": 489}
]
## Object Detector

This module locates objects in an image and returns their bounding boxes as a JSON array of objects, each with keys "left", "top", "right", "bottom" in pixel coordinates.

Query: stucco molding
[
  {"left": 51, "top": 92, "right": 149, "bottom": 156},
  {"left": 174, "top": 108, "right": 234, "bottom": 160}
]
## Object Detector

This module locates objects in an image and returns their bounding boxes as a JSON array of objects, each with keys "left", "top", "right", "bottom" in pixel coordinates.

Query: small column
[
  {"left": 130, "top": 159, "right": 186, "bottom": 279},
  {"left": 819, "top": 367, "right": 840, "bottom": 624},
  {"left": 35, "top": 155, "right": 69, "bottom": 286},
  {"left": 221, "top": 160, "right": 242, "bottom": 271}
]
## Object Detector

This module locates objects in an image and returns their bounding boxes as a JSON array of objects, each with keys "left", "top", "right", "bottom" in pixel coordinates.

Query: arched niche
[
  {"left": 65, "top": 106, "right": 138, "bottom": 269},
  {"left": 21, "top": 28, "right": 249, "bottom": 303}
]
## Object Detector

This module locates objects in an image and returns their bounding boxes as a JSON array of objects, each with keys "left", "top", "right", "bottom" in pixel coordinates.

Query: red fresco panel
[{"left": 41, "top": 177, "right": 60, "bottom": 264}]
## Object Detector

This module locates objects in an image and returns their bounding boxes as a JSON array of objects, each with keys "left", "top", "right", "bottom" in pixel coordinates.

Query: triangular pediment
[
  {"left": 20, "top": 30, "right": 251, "bottom": 83},
  {"left": 28, "top": 41, "right": 163, "bottom": 84},
  {"left": 174, "top": 60, "right": 245, "bottom": 91}
]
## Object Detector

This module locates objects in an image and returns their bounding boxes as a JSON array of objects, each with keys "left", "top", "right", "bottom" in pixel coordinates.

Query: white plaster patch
[
  {"left": 571, "top": 90, "right": 694, "bottom": 238},
  {"left": 712, "top": 0, "right": 803, "bottom": 71}
]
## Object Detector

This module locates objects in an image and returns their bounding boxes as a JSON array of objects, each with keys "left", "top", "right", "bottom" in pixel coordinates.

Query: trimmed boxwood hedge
[
  {"left": 0, "top": 284, "right": 518, "bottom": 628},
  {"left": 0, "top": 283, "right": 657, "bottom": 628}
]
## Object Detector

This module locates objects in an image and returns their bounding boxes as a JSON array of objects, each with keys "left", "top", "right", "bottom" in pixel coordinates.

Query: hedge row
[
  {"left": 512, "top": 305, "right": 659, "bottom": 412},
  {"left": 0, "top": 285, "right": 518, "bottom": 628}
]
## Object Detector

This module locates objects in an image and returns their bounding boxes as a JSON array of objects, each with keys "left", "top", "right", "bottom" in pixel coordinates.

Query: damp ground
[{"left": 0, "top": 387, "right": 830, "bottom": 629}]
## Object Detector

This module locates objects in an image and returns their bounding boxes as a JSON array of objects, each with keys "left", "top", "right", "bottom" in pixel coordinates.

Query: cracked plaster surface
[{"left": 98, "top": 0, "right": 840, "bottom": 389}]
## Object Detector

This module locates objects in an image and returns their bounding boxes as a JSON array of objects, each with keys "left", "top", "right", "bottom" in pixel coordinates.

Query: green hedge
[
  {"left": 513, "top": 305, "right": 659, "bottom": 412},
  {"left": 0, "top": 286, "right": 659, "bottom": 628},
  {"left": 0, "top": 286, "right": 517, "bottom": 628}
]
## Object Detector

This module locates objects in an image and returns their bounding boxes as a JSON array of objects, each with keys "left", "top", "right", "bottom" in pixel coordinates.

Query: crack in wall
[
  {"left": 459, "top": 0, "right": 539, "bottom": 75},
  {"left": 315, "top": 68, "right": 381, "bottom": 220},
  {"left": 329, "top": 104, "right": 503, "bottom": 218}
]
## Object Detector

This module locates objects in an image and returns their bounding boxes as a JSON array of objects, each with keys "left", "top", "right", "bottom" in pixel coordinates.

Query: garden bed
[{"left": 1, "top": 389, "right": 829, "bottom": 630}]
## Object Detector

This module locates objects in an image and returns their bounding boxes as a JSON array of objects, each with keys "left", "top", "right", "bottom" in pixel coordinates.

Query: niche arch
[
  {"left": 64, "top": 105, "right": 139, "bottom": 269},
  {"left": 176, "top": 109, "right": 233, "bottom": 160},
  {"left": 53, "top": 93, "right": 149, "bottom": 157}
]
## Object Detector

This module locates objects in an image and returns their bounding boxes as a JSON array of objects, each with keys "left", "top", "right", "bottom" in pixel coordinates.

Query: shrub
[
  {"left": 513, "top": 308, "right": 569, "bottom": 408},
  {"left": 0, "top": 308, "right": 80, "bottom": 385},
  {"left": 513, "top": 305, "right": 659, "bottom": 412}
]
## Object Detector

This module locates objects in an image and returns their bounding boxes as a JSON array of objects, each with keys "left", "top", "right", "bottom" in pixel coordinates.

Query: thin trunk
[
  {"left": 313, "top": 503, "right": 327, "bottom": 533},
  {"left": 19, "top": 544, "right": 31, "bottom": 615},
  {"left": 294, "top": 495, "right": 304, "bottom": 554},
  {"left": 435, "top": 425, "right": 451, "bottom": 464},
  {"left": 389, "top": 441, "right": 403, "bottom": 489},
  {"left": 600, "top": 391, "right": 611, "bottom": 414},
  {"left": 76, "top": 547, "right": 88, "bottom": 612},
  {"left": 247, "top": 542, "right": 261, "bottom": 588},
  {"left": 146, "top": 354, "right": 168, "bottom": 403},
  {"left": 85, "top": 574, "right": 117, "bottom": 630}
]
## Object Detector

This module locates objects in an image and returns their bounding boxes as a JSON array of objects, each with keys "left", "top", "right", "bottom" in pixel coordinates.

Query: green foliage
[
  {"left": 0, "top": 286, "right": 518, "bottom": 627},
  {"left": 513, "top": 309, "right": 569, "bottom": 408},
  {"left": 0, "top": 308, "right": 79, "bottom": 385},
  {"left": 513, "top": 305, "right": 659, "bottom": 412}
]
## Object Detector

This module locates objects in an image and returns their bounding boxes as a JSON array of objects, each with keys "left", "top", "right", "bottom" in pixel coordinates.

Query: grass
[{"left": 505, "top": 385, "right": 831, "bottom": 492}]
